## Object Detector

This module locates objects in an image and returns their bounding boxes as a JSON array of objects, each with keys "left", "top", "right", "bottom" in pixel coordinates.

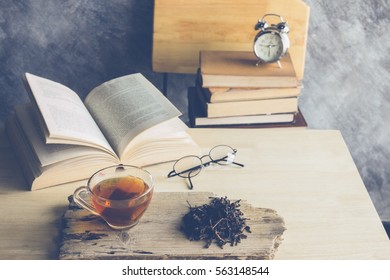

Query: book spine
[
  {"left": 201, "top": 75, "right": 300, "bottom": 88},
  {"left": 206, "top": 97, "right": 298, "bottom": 118},
  {"left": 209, "top": 87, "right": 302, "bottom": 103}
]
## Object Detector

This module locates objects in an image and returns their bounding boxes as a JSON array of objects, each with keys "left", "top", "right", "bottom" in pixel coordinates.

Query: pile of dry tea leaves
[{"left": 181, "top": 196, "right": 251, "bottom": 248}]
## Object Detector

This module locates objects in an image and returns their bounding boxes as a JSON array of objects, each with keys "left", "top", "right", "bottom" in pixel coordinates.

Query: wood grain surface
[
  {"left": 2, "top": 129, "right": 390, "bottom": 259},
  {"left": 59, "top": 192, "right": 285, "bottom": 260},
  {"left": 153, "top": 0, "right": 309, "bottom": 79}
]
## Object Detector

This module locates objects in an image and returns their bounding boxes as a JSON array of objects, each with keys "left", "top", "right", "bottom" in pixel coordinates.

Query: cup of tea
[{"left": 73, "top": 165, "right": 154, "bottom": 230}]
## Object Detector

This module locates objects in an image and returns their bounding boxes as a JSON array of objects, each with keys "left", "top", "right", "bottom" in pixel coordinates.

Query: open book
[{"left": 6, "top": 73, "right": 200, "bottom": 190}]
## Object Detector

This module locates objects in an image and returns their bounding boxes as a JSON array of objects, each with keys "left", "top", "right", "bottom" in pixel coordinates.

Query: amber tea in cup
[{"left": 73, "top": 165, "right": 154, "bottom": 230}]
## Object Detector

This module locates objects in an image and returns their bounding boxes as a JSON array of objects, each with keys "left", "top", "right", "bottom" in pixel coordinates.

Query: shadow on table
[{"left": 382, "top": 221, "right": 390, "bottom": 240}]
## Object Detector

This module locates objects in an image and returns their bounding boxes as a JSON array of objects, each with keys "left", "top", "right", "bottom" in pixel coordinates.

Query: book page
[
  {"left": 120, "top": 117, "right": 188, "bottom": 159},
  {"left": 84, "top": 73, "right": 181, "bottom": 157},
  {"left": 25, "top": 73, "right": 115, "bottom": 156},
  {"left": 15, "top": 105, "right": 116, "bottom": 168}
]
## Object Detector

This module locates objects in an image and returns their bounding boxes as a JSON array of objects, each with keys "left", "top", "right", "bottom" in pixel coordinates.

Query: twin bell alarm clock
[{"left": 253, "top": 14, "right": 290, "bottom": 67}]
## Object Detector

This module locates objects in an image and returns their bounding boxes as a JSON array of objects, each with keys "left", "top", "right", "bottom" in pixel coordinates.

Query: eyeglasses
[{"left": 167, "top": 145, "right": 244, "bottom": 189}]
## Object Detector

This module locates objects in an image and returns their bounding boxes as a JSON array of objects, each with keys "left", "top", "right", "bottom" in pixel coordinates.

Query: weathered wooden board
[
  {"left": 59, "top": 192, "right": 285, "bottom": 260},
  {"left": 153, "top": 0, "right": 309, "bottom": 79}
]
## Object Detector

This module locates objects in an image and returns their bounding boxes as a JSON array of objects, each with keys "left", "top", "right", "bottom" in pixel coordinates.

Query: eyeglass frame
[{"left": 167, "top": 144, "right": 244, "bottom": 190}]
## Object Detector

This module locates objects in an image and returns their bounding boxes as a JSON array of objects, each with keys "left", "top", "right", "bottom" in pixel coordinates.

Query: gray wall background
[{"left": 0, "top": 1, "right": 389, "bottom": 226}]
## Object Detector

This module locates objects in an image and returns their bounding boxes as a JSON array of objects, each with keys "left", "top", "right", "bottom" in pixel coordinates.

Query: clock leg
[{"left": 277, "top": 60, "right": 282, "bottom": 68}]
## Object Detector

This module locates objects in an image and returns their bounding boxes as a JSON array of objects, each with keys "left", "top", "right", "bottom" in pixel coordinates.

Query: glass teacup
[{"left": 73, "top": 165, "right": 154, "bottom": 230}]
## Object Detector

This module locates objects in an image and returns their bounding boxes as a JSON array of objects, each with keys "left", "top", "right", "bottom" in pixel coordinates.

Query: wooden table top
[{"left": 0, "top": 128, "right": 389, "bottom": 259}]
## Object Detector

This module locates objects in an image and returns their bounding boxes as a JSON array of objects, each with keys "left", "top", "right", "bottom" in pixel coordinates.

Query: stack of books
[{"left": 188, "top": 50, "right": 307, "bottom": 128}]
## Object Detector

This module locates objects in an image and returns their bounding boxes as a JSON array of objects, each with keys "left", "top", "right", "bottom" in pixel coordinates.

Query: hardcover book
[
  {"left": 202, "top": 83, "right": 302, "bottom": 103},
  {"left": 199, "top": 51, "right": 300, "bottom": 88}
]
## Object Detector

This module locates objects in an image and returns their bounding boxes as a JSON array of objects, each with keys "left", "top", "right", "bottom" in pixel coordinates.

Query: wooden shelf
[{"left": 153, "top": 0, "right": 309, "bottom": 79}]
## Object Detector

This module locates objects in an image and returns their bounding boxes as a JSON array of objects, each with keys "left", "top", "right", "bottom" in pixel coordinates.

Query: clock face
[{"left": 254, "top": 32, "right": 284, "bottom": 63}]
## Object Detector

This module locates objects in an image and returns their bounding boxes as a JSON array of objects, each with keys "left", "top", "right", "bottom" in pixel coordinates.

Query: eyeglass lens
[
  {"left": 209, "top": 145, "right": 236, "bottom": 165},
  {"left": 173, "top": 155, "right": 203, "bottom": 179}
]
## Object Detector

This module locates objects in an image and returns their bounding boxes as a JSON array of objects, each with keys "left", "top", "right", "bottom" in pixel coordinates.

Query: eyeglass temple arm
[
  {"left": 167, "top": 168, "right": 196, "bottom": 189},
  {"left": 208, "top": 155, "right": 245, "bottom": 168},
  {"left": 167, "top": 170, "right": 176, "bottom": 177},
  {"left": 167, "top": 164, "right": 203, "bottom": 178},
  {"left": 187, "top": 172, "right": 195, "bottom": 190},
  {"left": 215, "top": 150, "right": 244, "bottom": 167},
  {"left": 232, "top": 161, "right": 244, "bottom": 167}
]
